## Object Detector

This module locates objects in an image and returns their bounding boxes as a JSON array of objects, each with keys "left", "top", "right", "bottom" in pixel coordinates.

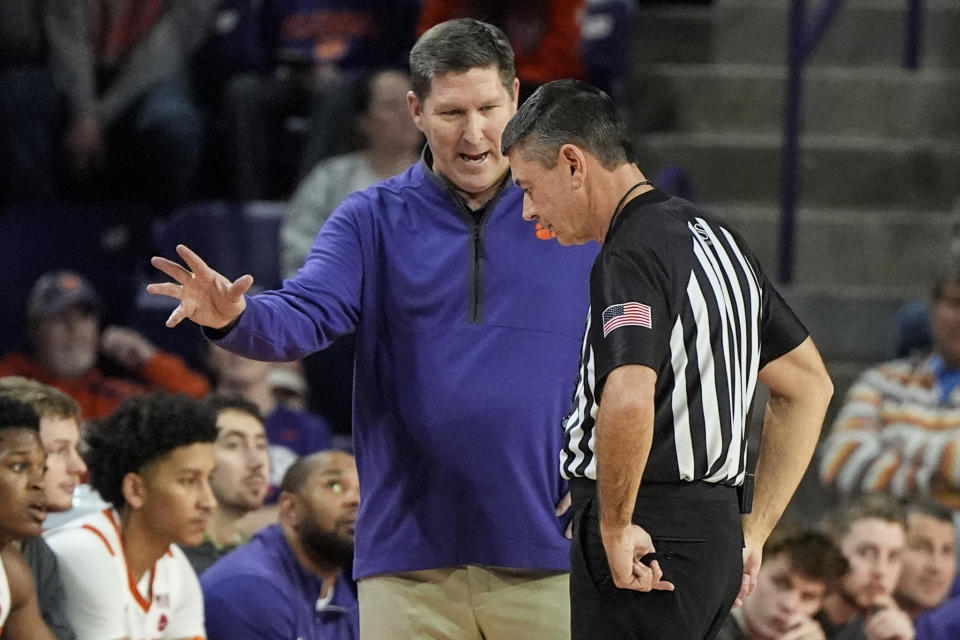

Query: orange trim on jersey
[
  {"left": 103, "top": 508, "right": 157, "bottom": 613},
  {"left": 126, "top": 565, "right": 154, "bottom": 612},
  {"left": 82, "top": 524, "right": 116, "bottom": 556}
]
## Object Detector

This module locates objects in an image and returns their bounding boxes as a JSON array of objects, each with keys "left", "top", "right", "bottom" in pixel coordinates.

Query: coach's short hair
[
  {"left": 822, "top": 493, "right": 907, "bottom": 543},
  {"left": 84, "top": 393, "right": 217, "bottom": 509},
  {"left": 501, "top": 79, "right": 631, "bottom": 171},
  {"left": 410, "top": 18, "right": 515, "bottom": 102},
  {"left": 0, "top": 376, "right": 80, "bottom": 421}
]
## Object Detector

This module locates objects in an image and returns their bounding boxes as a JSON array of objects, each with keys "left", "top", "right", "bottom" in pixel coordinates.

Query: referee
[{"left": 501, "top": 80, "right": 834, "bottom": 640}]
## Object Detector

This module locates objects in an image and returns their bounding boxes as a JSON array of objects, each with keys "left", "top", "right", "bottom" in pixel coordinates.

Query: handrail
[
  {"left": 905, "top": 0, "right": 923, "bottom": 69},
  {"left": 777, "top": 0, "right": 924, "bottom": 283}
]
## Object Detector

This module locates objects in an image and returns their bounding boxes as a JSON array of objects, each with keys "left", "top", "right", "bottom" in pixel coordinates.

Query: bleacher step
[
  {"left": 715, "top": 0, "right": 960, "bottom": 68},
  {"left": 636, "top": 132, "right": 960, "bottom": 209},
  {"left": 629, "top": 64, "right": 960, "bottom": 138},
  {"left": 704, "top": 203, "right": 954, "bottom": 288}
]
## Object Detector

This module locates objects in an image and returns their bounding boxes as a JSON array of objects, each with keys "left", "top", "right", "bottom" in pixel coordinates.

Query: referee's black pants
[{"left": 569, "top": 478, "right": 743, "bottom": 640}]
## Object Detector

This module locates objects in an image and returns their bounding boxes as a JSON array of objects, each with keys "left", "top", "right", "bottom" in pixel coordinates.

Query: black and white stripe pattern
[{"left": 561, "top": 217, "right": 764, "bottom": 485}]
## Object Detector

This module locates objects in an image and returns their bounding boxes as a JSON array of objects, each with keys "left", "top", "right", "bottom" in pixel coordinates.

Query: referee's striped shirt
[{"left": 561, "top": 190, "right": 808, "bottom": 485}]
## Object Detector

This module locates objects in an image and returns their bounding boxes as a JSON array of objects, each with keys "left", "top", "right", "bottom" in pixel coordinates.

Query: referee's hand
[
  {"left": 733, "top": 543, "right": 763, "bottom": 608},
  {"left": 602, "top": 524, "right": 675, "bottom": 593}
]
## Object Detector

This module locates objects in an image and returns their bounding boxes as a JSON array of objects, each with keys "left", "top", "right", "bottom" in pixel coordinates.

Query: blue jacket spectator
[{"left": 201, "top": 452, "right": 360, "bottom": 640}]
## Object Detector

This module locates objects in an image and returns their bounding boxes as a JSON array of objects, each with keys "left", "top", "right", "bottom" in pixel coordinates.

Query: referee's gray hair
[
  {"left": 501, "top": 79, "right": 632, "bottom": 171},
  {"left": 410, "top": 18, "right": 515, "bottom": 102}
]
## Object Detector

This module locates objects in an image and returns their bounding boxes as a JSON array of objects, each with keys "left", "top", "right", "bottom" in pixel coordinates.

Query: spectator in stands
[
  {"left": 0, "top": 0, "right": 60, "bottom": 205},
  {"left": 894, "top": 501, "right": 957, "bottom": 633},
  {"left": 183, "top": 394, "right": 271, "bottom": 576},
  {"left": 0, "top": 377, "right": 85, "bottom": 640},
  {"left": 717, "top": 527, "right": 848, "bottom": 640},
  {"left": 818, "top": 494, "right": 914, "bottom": 640},
  {"left": 579, "top": 0, "right": 638, "bottom": 101},
  {"left": 46, "top": 393, "right": 217, "bottom": 640},
  {"left": 201, "top": 450, "right": 359, "bottom": 639},
  {"left": 224, "top": 0, "right": 420, "bottom": 200},
  {"left": 282, "top": 68, "right": 422, "bottom": 277},
  {"left": 0, "top": 377, "right": 85, "bottom": 515},
  {"left": 207, "top": 344, "right": 333, "bottom": 487},
  {"left": 44, "top": 0, "right": 218, "bottom": 209},
  {"left": 0, "top": 270, "right": 210, "bottom": 420},
  {"left": 0, "top": 396, "right": 59, "bottom": 639},
  {"left": 912, "top": 596, "right": 960, "bottom": 640},
  {"left": 268, "top": 361, "right": 310, "bottom": 411},
  {"left": 820, "top": 261, "right": 960, "bottom": 512},
  {"left": 417, "top": 0, "right": 586, "bottom": 103}
]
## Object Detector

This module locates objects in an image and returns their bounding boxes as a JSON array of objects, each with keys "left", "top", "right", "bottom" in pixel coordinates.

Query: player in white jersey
[
  {"left": 0, "top": 554, "right": 8, "bottom": 633},
  {"left": 47, "top": 508, "right": 205, "bottom": 640},
  {"left": 45, "top": 393, "right": 217, "bottom": 640},
  {"left": 0, "top": 396, "right": 58, "bottom": 639}
]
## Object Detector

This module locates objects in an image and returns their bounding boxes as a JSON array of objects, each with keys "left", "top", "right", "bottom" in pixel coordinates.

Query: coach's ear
[
  {"left": 408, "top": 91, "right": 425, "bottom": 132},
  {"left": 122, "top": 472, "right": 146, "bottom": 510}
]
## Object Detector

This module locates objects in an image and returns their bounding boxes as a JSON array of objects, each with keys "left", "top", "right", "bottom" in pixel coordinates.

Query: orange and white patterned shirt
[{"left": 820, "top": 355, "right": 960, "bottom": 509}]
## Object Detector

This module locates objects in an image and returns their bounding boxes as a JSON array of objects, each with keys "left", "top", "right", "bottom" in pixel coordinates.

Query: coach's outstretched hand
[{"left": 147, "top": 244, "right": 253, "bottom": 330}]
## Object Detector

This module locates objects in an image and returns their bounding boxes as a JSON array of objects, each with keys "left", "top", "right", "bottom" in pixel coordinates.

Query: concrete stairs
[{"left": 626, "top": 0, "right": 960, "bottom": 519}]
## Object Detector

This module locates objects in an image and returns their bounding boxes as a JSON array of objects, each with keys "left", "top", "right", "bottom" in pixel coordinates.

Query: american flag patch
[{"left": 602, "top": 302, "right": 652, "bottom": 337}]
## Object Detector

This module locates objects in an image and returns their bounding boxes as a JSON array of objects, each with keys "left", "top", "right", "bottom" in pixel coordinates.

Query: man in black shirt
[{"left": 502, "top": 80, "right": 835, "bottom": 639}]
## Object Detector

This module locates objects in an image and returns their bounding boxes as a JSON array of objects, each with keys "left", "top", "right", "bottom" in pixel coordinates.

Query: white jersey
[
  {"left": 0, "top": 553, "right": 10, "bottom": 635},
  {"left": 45, "top": 508, "right": 204, "bottom": 640}
]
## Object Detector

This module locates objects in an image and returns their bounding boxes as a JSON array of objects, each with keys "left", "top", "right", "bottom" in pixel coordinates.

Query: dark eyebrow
[
  {"left": 220, "top": 429, "right": 266, "bottom": 440},
  {"left": 5, "top": 448, "right": 40, "bottom": 457},
  {"left": 177, "top": 465, "right": 209, "bottom": 475}
]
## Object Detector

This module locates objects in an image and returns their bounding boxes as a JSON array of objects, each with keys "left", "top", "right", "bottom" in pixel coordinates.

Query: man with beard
[
  {"left": 818, "top": 494, "right": 915, "bottom": 640},
  {"left": 183, "top": 395, "right": 272, "bottom": 576},
  {"left": 201, "top": 451, "right": 360, "bottom": 640}
]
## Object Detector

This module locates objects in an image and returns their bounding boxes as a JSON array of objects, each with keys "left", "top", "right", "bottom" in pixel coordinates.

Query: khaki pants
[{"left": 358, "top": 566, "right": 570, "bottom": 640}]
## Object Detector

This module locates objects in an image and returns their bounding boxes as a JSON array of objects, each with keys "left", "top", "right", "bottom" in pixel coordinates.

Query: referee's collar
[{"left": 605, "top": 188, "right": 670, "bottom": 240}]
